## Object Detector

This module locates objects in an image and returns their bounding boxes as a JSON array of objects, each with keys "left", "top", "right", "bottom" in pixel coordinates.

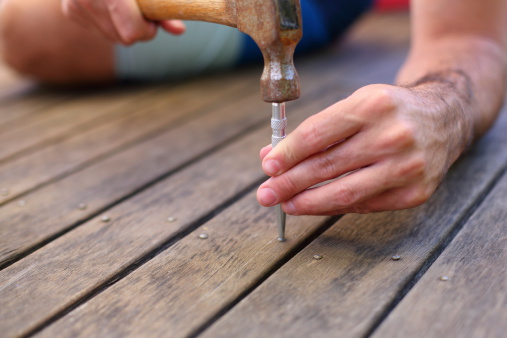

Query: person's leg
[{"left": 0, "top": 0, "right": 114, "bottom": 84}]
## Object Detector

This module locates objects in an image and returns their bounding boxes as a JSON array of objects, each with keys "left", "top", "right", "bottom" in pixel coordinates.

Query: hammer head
[{"left": 236, "top": 0, "right": 302, "bottom": 103}]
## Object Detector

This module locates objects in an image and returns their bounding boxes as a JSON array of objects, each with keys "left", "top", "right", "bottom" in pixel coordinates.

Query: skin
[
  {"left": 0, "top": 0, "right": 184, "bottom": 84},
  {"left": 257, "top": 0, "right": 507, "bottom": 215},
  {"left": 1, "top": 0, "right": 506, "bottom": 215}
]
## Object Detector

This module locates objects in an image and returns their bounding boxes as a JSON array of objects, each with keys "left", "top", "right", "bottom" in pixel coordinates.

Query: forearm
[{"left": 397, "top": 35, "right": 506, "bottom": 140}]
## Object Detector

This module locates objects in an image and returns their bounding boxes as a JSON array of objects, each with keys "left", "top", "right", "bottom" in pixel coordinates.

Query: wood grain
[
  {"left": 0, "top": 86, "right": 161, "bottom": 163},
  {"left": 38, "top": 193, "right": 329, "bottom": 338},
  {"left": 0, "top": 10, "right": 410, "bottom": 268},
  {"left": 0, "top": 74, "right": 255, "bottom": 206},
  {"left": 0, "top": 88, "right": 344, "bottom": 338},
  {"left": 372, "top": 173, "right": 507, "bottom": 338},
  {"left": 138, "top": 0, "right": 237, "bottom": 27},
  {"left": 0, "top": 90, "right": 71, "bottom": 130},
  {"left": 201, "top": 108, "right": 507, "bottom": 337},
  {"left": 0, "top": 78, "right": 260, "bottom": 267}
]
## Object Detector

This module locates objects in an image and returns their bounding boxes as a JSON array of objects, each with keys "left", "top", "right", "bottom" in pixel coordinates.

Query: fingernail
[
  {"left": 284, "top": 201, "right": 297, "bottom": 215},
  {"left": 258, "top": 188, "right": 277, "bottom": 206},
  {"left": 264, "top": 159, "right": 280, "bottom": 176}
]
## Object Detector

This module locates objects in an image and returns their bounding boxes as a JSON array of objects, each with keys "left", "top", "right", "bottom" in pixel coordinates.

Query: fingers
[
  {"left": 261, "top": 98, "right": 363, "bottom": 177},
  {"left": 280, "top": 164, "right": 398, "bottom": 215},
  {"left": 257, "top": 135, "right": 375, "bottom": 207},
  {"left": 107, "top": 0, "right": 157, "bottom": 44},
  {"left": 259, "top": 145, "right": 272, "bottom": 160},
  {"left": 61, "top": 0, "right": 157, "bottom": 45},
  {"left": 159, "top": 20, "right": 186, "bottom": 35}
]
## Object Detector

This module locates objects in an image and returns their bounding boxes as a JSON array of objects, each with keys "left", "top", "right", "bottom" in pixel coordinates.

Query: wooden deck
[{"left": 1, "top": 12, "right": 506, "bottom": 338}]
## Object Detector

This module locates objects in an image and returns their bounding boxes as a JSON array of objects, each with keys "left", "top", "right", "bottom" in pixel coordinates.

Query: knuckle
[
  {"left": 279, "top": 174, "right": 298, "bottom": 194},
  {"left": 371, "top": 86, "right": 397, "bottom": 112},
  {"left": 333, "top": 184, "right": 358, "bottom": 207},
  {"left": 298, "top": 119, "right": 322, "bottom": 150},
  {"left": 312, "top": 154, "right": 338, "bottom": 181},
  {"left": 404, "top": 185, "right": 433, "bottom": 208},
  {"left": 379, "top": 121, "right": 417, "bottom": 150},
  {"left": 396, "top": 156, "right": 427, "bottom": 179},
  {"left": 358, "top": 85, "right": 398, "bottom": 116}
]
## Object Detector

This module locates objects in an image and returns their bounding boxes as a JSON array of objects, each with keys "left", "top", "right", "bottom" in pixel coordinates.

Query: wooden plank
[
  {"left": 0, "top": 88, "right": 343, "bottom": 338},
  {"left": 0, "top": 77, "right": 259, "bottom": 267},
  {"left": 0, "top": 10, "right": 409, "bottom": 267},
  {"left": 0, "top": 91, "right": 71, "bottom": 130},
  {"left": 0, "top": 11, "right": 409, "bottom": 208},
  {"left": 372, "top": 173, "right": 507, "bottom": 337},
  {"left": 38, "top": 193, "right": 331, "bottom": 338},
  {"left": 0, "top": 63, "right": 34, "bottom": 102},
  {"left": 199, "top": 108, "right": 507, "bottom": 337},
  {"left": 0, "top": 73, "right": 256, "bottom": 206},
  {"left": 0, "top": 12, "right": 413, "bottom": 337},
  {"left": 0, "top": 86, "right": 163, "bottom": 163}
]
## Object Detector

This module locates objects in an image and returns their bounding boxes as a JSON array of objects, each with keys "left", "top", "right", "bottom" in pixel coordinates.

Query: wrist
[{"left": 404, "top": 69, "right": 476, "bottom": 167}]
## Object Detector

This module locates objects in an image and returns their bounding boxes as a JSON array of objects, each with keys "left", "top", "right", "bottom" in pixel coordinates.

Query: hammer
[{"left": 137, "top": 0, "right": 303, "bottom": 241}]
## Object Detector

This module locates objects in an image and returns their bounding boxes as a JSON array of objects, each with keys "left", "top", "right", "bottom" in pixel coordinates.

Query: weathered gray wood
[
  {"left": 0, "top": 78, "right": 259, "bottom": 266},
  {"left": 200, "top": 107, "right": 507, "bottom": 337},
  {"left": 0, "top": 90, "right": 72, "bottom": 128},
  {"left": 0, "top": 12, "right": 455, "bottom": 338},
  {"left": 0, "top": 89, "right": 342, "bottom": 338},
  {"left": 0, "top": 86, "right": 164, "bottom": 163},
  {"left": 372, "top": 173, "right": 507, "bottom": 338},
  {"left": 0, "top": 74, "right": 255, "bottom": 206},
  {"left": 0, "top": 10, "right": 408, "bottom": 268},
  {"left": 37, "top": 193, "right": 330, "bottom": 338}
]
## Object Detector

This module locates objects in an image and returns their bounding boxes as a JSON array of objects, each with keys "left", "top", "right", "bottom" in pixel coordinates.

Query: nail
[
  {"left": 263, "top": 159, "right": 280, "bottom": 176},
  {"left": 198, "top": 233, "right": 208, "bottom": 239},
  {"left": 313, "top": 254, "right": 323, "bottom": 260},
  {"left": 391, "top": 255, "right": 401, "bottom": 261},
  {"left": 78, "top": 203, "right": 87, "bottom": 210},
  {"left": 439, "top": 276, "right": 449, "bottom": 281},
  {"left": 167, "top": 217, "right": 177, "bottom": 222},
  {"left": 101, "top": 215, "right": 111, "bottom": 223},
  {"left": 18, "top": 200, "right": 26, "bottom": 207},
  {"left": 258, "top": 188, "right": 277, "bottom": 206}
]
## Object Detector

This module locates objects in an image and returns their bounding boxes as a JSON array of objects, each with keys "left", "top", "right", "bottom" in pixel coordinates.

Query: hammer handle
[{"left": 137, "top": 0, "right": 237, "bottom": 27}]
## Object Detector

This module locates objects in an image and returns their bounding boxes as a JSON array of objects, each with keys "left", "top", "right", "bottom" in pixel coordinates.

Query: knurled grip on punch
[
  {"left": 271, "top": 118, "right": 288, "bottom": 130},
  {"left": 271, "top": 103, "right": 287, "bottom": 148}
]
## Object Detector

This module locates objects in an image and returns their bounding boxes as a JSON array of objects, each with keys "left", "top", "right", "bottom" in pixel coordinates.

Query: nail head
[
  {"left": 440, "top": 276, "right": 449, "bottom": 281},
  {"left": 101, "top": 215, "right": 111, "bottom": 223},
  {"left": 167, "top": 217, "right": 177, "bottom": 222},
  {"left": 18, "top": 200, "right": 26, "bottom": 207},
  {"left": 198, "top": 233, "right": 209, "bottom": 240},
  {"left": 313, "top": 254, "right": 323, "bottom": 260},
  {"left": 78, "top": 203, "right": 87, "bottom": 210},
  {"left": 391, "top": 255, "right": 401, "bottom": 261}
]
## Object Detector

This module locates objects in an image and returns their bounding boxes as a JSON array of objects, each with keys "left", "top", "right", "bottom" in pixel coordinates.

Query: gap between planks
[
  {"left": 0, "top": 21, "right": 408, "bottom": 271},
  {"left": 364, "top": 156, "right": 507, "bottom": 337},
  {"left": 34, "top": 108, "right": 507, "bottom": 338},
  {"left": 198, "top": 108, "right": 507, "bottom": 337},
  {"left": 372, "top": 168, "right": 507, "bottom": 337},
  {"left": 0, "top": 87, "right": 345, "bottom": 337}
]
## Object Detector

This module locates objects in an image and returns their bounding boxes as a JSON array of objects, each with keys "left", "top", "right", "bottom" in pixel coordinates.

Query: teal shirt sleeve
[
  {"left": 115, "top": 21, "right": 243, "bottom": 81},
  {"left": 115, "top": 0, "right": 373, "bottom": 81}
]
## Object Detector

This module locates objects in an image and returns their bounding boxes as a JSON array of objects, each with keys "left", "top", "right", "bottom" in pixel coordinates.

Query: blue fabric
[{"left": 238, "top": 0, "right": 374, "bottom": 64}]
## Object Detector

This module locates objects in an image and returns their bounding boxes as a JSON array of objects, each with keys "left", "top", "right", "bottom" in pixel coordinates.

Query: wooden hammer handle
[{"left": 136, "top": 0, "right": 238, "bottom": 27}]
